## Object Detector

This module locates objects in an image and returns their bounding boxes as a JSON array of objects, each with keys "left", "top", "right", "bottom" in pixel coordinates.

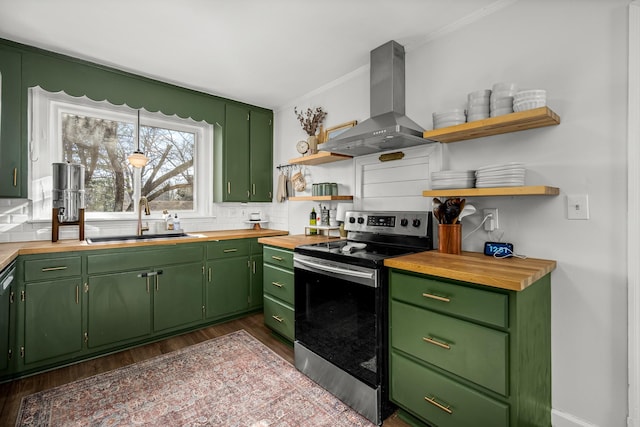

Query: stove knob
[
  {"left": 400, "top": 218, "right": 409, "bottom": 227},
  {"left": 348, "top": 217, "right": 356, "bottom": 224},
  {"left": 357, "top": 217, "right": 365, "bottom": 224},
  {"left": 412, "top": 219, "right": 421, "bottom": 228}
]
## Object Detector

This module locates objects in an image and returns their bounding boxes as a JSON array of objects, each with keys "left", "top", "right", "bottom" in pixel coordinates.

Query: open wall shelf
[
  {"left": 288, "top": 151, "right": 353, "bottom": 166},
  {"left": 422, "top": 186, "right": 560, "bottom": 198}
]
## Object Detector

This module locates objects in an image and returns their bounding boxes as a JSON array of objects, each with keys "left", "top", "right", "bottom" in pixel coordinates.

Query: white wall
[{"left": 274, "top": 1, "right": 630, "bottom": 425}]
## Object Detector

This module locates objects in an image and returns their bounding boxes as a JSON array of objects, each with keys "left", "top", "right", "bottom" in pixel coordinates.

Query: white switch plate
[{"left": 567, "top": 194, "right": 589, "bottom": 220}]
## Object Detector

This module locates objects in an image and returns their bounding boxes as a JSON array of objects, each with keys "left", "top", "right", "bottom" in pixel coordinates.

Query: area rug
[{"left": 16, "top": 330, "right": 374, "bottom": 426}]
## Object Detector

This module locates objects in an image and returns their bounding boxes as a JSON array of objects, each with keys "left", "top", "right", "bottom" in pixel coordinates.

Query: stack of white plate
[
  {"left": 513, "top": 89, "right": 546, "bottom": 112},
  {"left": 432, "top": 109, "right": 466, "bottom": 129},
  {"left": 467, "top": 89, "right": 491, "bottom": 122},
  {"left": 431, "top": 170, "right": 476, "bottom": 189},
  {"left": 475, "top": 162, "right": 526, "bottom": 188},
  {"left": 490, "top": 82, "right": 518, "bottom": 117}
]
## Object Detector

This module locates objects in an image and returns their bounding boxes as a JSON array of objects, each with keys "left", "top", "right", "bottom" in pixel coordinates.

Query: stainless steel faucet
[{"left": 137, "top": 196, "right": 151, "bottom": 236}]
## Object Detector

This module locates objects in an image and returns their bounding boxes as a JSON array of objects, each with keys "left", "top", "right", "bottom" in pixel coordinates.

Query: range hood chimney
[{"left": 320, "top": 40, "right": 434, "bottom": 156}]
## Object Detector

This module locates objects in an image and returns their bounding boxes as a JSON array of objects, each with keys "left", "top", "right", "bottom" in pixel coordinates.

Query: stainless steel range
[{"left": 293, "top": 210, "right": 433, "bottom": 425}]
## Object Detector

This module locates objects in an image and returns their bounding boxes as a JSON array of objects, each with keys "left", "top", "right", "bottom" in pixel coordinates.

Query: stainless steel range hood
[{"left": 320, "top": 40, "right": 434, "bottom": 156}]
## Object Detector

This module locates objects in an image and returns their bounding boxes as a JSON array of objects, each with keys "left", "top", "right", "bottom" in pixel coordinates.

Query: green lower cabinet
[
  {"left": 389, "top": 269, "right": 552, "bottom": 427},
  {"left": 206, "top": 257, "right": 250, "bottom": 320},
  {"left": 87, "top": 271, "right": 152, "bottom": 349},
  {"left": 262, "top": 245, "right": 294, "bottom": 342},
  {"left": 23, "top": 278, "right": 83, "bottom": 366},
  {"left": 153, "top": 262, "right": 204, "bottom": 333}
]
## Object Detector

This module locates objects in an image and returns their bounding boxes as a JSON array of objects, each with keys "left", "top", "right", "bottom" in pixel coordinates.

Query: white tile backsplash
[{"left": 0, "top": 199, "right": 289, "bottom": 243}]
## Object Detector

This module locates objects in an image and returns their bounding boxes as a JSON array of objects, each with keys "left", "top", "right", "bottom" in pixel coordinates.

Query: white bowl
[
  {"left": 513, "top": 100, "right": 547, "bottom": 111},
  {"left": 490, "top": 97, "right": 514, "bottom": 109},
  {"left": 514, "top": 89, "right": 546, "bottom": 100},
  {"left": 434, "top": 119, "right": 466, "bottom": 129},
  {"left": 468, "top": 89, "right": 492, "bottom": 100},
  {"left": 467, "top": 105, "right": 490, "bottom": 113},
  {"left": 467, "top": 97, "right": 491, "bottom": 107},
  {"left": 467, "top": 113, "right": 490, "bottom": 122}
]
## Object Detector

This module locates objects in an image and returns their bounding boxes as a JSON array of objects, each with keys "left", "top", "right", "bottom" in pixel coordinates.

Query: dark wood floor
[{"left": 0, "top": 313, "right": 408, "bottom": 426}]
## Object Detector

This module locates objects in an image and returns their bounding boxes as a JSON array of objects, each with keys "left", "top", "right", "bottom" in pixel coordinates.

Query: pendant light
[{"left": 128, "top": 110, "right": 149, "bottom": 168}]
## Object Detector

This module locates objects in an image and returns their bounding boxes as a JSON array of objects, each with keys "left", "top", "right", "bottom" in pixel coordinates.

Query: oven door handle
[{"left": 295, "top": 257, "right": 375, "bottom": 280}]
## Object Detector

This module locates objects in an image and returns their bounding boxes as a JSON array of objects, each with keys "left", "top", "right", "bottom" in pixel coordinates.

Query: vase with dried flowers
[{"left": 294, "top": 106, "right": 327, "bottom": 154}]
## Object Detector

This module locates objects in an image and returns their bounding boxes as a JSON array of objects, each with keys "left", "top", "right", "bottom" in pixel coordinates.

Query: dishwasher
[{"left": 0, "top": 261, "right": 15, "bottom": 372}]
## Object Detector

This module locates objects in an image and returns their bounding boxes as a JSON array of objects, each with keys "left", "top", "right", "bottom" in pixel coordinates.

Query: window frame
[{"left": 28, "top": 87, "right": 213, "bottom": 221}]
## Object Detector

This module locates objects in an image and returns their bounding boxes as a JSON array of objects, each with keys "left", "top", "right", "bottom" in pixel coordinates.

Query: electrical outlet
[
  {"left": 567, "top": 194, "right": 589, "bottom": 220},
  {"left": 483, "top": 208, "right": 499, "bottom": 231}
]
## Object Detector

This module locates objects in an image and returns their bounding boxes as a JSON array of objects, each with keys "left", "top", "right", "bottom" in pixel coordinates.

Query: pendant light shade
[{"left": 128, "top": 110, "right": 148, "bottom": 168}]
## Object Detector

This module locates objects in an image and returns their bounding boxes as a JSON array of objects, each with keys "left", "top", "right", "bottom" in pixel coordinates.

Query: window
[{"left": 29, "top": 87, "right": 213, "bottom": 220}]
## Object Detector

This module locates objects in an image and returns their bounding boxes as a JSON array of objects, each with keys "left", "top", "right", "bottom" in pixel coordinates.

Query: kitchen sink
[{"left": 86, "top": 232, "right": 200, "bottom": 245}]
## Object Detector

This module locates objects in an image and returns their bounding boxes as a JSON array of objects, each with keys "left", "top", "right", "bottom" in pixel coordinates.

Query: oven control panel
[{"left": 344, "top": 211, "right": 431, "bottom": 237}]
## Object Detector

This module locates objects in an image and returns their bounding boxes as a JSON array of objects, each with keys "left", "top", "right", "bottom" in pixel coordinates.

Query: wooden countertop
[
  {"left": 258, "top": 234, "right": 342, "bottom": 250},
  {"left": 384, "top": 251, "right": 556, "bottom": 292},
  {"left": 0, "top": 229, "right": 289, "bottom": 271}
]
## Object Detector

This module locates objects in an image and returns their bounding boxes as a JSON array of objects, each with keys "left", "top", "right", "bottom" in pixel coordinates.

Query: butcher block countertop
[
  {"left": 0, "top": 229, "right": 289, "bottom": 271},
  {"left": 385, "top": 251, "right": 556, "bottom": 292},
  {"left": 258, "top": 234, "right": 342, "bottom": 250}
]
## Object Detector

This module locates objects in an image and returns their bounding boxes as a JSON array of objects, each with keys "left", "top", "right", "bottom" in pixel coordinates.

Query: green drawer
[
  {"left": 88, "top": 244, "right": 203, "bottom": 274},
  {"left": 263, "top": 246, "right": 293, "bottom": 270},
  {"left": 390, "top": 270, "right": 508, "bottom": 328},
  {"left": 391, "top": 300, "right": 508, "bottom": 396},
  {"left": 263, "top": 294, "right": 294, "bottom": 341},
  {"left": 207, "top": 239, "right": 250, "bottom": 259},
  {"left": 24, "top": 256, "right": 81, "bottom": 281},
  {"left": 263, "top": 264, "right": 294, "bottom": 305},
  {"left": 391, "top": 351, "right": 509, "bottom": 427}
]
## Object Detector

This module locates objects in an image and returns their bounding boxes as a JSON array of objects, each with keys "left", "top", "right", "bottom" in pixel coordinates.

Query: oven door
[{"left": 294, "top": 253, "right": 381, "bottom": 387}]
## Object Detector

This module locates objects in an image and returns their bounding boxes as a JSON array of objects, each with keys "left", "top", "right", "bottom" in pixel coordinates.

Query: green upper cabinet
[
  {"left": 249, "top": 109, "right": 273, "bottom": 202},
  {"left": 0, "top": 47, "right": 22, "bottom": 198},
  {"left": 223, "top": 103, "right": 251, "bottom": 201},
  {"left": 216, "top": 103, "right": 273, "bottom": 202}
]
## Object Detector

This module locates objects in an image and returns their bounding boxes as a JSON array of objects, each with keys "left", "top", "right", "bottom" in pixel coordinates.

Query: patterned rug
[{"left": 16, "top": 330, "right": 374, "bottom": 426}]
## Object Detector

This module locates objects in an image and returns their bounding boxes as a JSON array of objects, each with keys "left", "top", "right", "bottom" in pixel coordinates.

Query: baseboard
[{"left": 552, "top": 409, "right": 598, "bottom": 427}]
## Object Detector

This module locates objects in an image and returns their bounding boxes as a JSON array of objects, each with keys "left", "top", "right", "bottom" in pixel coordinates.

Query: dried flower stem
[{"left": 294, "top": 106, "right": 327, "bottom": 136}]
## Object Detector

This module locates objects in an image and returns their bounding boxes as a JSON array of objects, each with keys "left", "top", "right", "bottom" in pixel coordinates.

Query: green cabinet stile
[
  {"left": 217, "top": 103, "right": 273, "bottom": 202},
  {"left": 389, "top": 269, "right": 551, "bottom": 427},
  {"left": 249, "top": 241, "right": 264, "bottom": 311},
  {"left": 0, "top": 46, "right": 23, "bottom": 198}
]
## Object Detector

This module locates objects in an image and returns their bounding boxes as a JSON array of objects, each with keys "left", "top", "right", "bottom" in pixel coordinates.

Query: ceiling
[{"left": 0, "top": 0, "right": 504, "bottom": 110}]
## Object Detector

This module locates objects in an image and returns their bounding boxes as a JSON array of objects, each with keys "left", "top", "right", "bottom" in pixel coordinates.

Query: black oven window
[{"left": 295, "top": 268, "right": 380, "bottom": 387}]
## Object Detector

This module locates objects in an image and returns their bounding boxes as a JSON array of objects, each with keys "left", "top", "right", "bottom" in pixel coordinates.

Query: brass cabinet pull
[
  {"left": 422, "top": 292, "right": 450, "bottom": 303},
  {"left": 252, "top": 183, "right": 256, "bottom": 195},
  {"left": 272, "top": 315, "right": 284, "bottom": 323},
  {"left": 423, "top": 336, "right": 451, "bottom": 350},
  {"left": 75, "top": 285, "right": 79, "bottom": 304},
  {"left": 156, "top": 276, "right": 159, "bottom": 292},
  {"left": 146, "top": 277, "right": 150, "bottom": 294},
  {"left": 424, "top": 396, "right": 453, "bottom": 414},
  {"left": 223, "top": 248, "right": 238, "bottom": 253},
  {"left": 13, "top": 168, "right": 17, "bottom": 187},
  {"left": 246, "top": 190, "right": 250, "bottom": 198},
  {"left": 252, "top": 260, "right": 256, "bottom": 274},
  {"left": 271, "top": 281, "right": 284, "bottom": 288},
  {"left": 42, "top": 266, "right": 68, "bottom": 272},
  {"left": 271, "top": 255, "right": 283, "bottom": 261},
  {"left": 227, "top": 182, "right": 231, "bottom": 194},
  {"left": 208, "top": 267, "right": 212, "bottom": 282}
]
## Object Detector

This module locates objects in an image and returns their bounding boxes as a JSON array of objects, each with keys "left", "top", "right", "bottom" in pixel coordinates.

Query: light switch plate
[{"left": 567, "top": 194, "right": 589, "bottom": 220}]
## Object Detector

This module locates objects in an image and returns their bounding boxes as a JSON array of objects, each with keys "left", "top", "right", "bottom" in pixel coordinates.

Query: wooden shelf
[
  {"left": 423, "top": 107, "right": 560, "bottom": 143},
  {"left": 422, "top": 186, "right": 560, "bottom": 197},
  {"left": 289, "top": 195, "right": 354, "bottom": 201},
  {"left": 288, "top": 151, "right": 353, "bottom": 166}
]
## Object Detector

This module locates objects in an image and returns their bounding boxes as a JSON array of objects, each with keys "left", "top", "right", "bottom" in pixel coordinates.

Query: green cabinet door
[
  {"left": 0, "top": 47, "right": 23, "bottom": 198},
  {"left": 23, "top": 279, "right": 82, "bottom": 365},
  {"left": 153, "top": 262, "right": 203, "bottom": 333},
  {"left": 249, "top": 110, "right": 273, "bottom": 202},
  {"left": 249, "top": 254, "right": 263, "bottom": 310},
  {"left": 0, "top": 267, "right": 13, "bottom": 373},
  {"left": 224, "top": 103, "right": 250, "bottom": 201},
  {"left": 206, "top": 257, "right": 249, "bottom": 319},
  {"left": 87, "top": 271, "right": 151, "bottom": 348}
]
